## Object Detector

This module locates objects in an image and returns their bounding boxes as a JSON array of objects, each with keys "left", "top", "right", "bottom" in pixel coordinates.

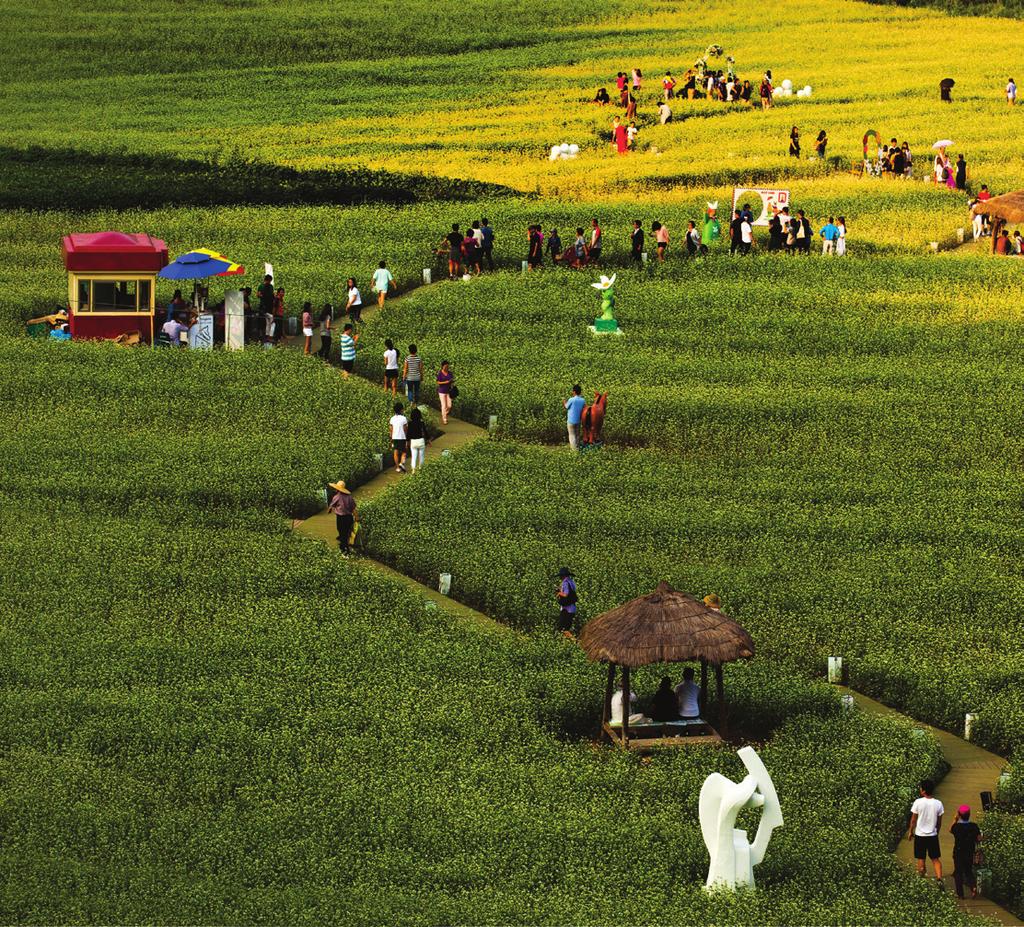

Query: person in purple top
[
  {"left": 557, "top": 567, "right": 578, "bottom": 636},
  {"left": 436, "top": 360, "right": 454, "bottom": 424}
]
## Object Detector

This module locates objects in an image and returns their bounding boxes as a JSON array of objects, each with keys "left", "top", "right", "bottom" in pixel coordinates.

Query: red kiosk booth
[{"left": 63, "top": 232, "right": 169, "bottom": 344}]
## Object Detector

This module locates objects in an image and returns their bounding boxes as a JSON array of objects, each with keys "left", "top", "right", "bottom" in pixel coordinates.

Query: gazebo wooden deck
[{"left": 579, "top": 582, "right": 755, "bottom": 750}]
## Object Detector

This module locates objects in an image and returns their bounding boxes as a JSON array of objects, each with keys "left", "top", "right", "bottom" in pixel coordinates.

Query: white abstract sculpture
[{"left": 699, "top": 746, "right": 783, "bottom": 891}]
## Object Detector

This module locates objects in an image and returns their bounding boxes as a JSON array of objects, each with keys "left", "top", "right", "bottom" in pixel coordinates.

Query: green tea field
[{"left": 3, "top": 0, "right": 1024, "bottom": 923}]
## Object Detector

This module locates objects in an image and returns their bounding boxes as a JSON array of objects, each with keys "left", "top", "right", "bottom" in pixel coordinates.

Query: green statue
[{"left": 592, "top": 274, "right": 619, "bottom": 332}]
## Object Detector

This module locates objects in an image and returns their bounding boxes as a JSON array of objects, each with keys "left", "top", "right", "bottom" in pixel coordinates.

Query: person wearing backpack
[{"left": 556, "top": 567, "right": 578, "bottom": 636}]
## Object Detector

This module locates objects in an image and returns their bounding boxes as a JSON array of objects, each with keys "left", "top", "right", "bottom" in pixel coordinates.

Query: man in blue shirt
[
  {"left": 820, "top": 216, "right": 840, "bottom": 255},
  {"left": 564, "top": 384, "right": 586, "bottom": 450}
]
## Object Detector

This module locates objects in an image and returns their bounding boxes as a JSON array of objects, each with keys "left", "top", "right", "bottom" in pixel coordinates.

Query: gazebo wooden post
[
  {"left": 715, "top": 663, "right": 726, "bottom": 736},
  {"left": 992, "top": 217, "right": 1005, "bottom": 254},
  {"left": 621, "top": 664, "right": 631, "bottom": 748},
  {"left": 700, "top": 659, "right": 708, "bottom": 716},
  {"left": 602, "top": 662, "right": 616, "bottom": 740}
]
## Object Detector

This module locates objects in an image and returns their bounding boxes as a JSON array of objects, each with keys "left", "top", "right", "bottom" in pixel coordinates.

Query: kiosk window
[{"left": 79, "top": 280, "right": 145, "bottom": 312}]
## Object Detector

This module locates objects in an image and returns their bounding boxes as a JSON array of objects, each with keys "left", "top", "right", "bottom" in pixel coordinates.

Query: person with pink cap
[{"left": 950, "top": 804, "right": 982, "bottom": 898}]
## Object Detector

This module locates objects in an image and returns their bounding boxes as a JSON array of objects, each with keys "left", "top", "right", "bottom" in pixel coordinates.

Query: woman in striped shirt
[
  {"left": 338, "top": 323, "right": 358, "bottom": 379},
  {"left": 402, "top": 344, "right": 423, "bottom": 405}
]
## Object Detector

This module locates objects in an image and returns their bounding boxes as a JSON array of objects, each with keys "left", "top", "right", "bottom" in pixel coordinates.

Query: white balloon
[
  {"left": 568, "top": 144, "right": 580, "bottom": 154},
  {"left": 560, "top": 142, "right": 570, "bottom": 152},
  {"left": 803, "top": 85, "right": 812, "bottom": 95},
  {"left": 782, "top": 79, "right": 793, "bottom": 90}
]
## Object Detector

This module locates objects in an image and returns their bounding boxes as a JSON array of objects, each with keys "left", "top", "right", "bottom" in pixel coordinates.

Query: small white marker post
[
  {"left": 929, "top": 241, "right": 940, "bottom": 252},
  {"left": 956, "top": 228, "right": 965, "bottom": 243},
  {"left": 422, "top": 268, "right": 432, "bottom": 285},
  {"left": 965, "top": 712, "right": 978, "bottom": 741},
  {"left": 488, "top": 414, "right": 498, "bottom": 433},
  {"left": 840, "top": 694, "right": 855, "bottom": 712},
  {"left": 521, "top": 260, "right": 528, "bottom": 273},
  {"left": 827, "top": 656, "right": 843, "bottom": 684},
  {"left": 374, "top": 453, "right": 385, "bottom": 472},
  {"left": 438, "top": 573, "right": 452, "bottom": 596},
  {"left": 641, "top": 252, "right": 648, "bottom": 264}
]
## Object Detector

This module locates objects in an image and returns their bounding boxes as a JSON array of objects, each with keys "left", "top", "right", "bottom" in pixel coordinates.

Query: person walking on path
[
  {"left": 612, "top": 116, "right": 629, "bottom": 155},
  {"left": 444, "top": 224, "right": 463, "bottom": 279},
  {"left": 407, "top": 406, "right": 430, "bottom": 473},
  {"left": 480, "top": 218, "right": 495, "bottom": 270},
  {"left": 403, "top": 344, "right": 423, "bottom": 405},
  {"left": 1007, "top": 77, "right": 1017, "bottom": 106},
  {"left": 436, "top": 360, "right": 454, "bottom": 424},
  {"left": 906, "top": 780, "right": 944, "bottom": 884},
  {"left": 685, "top": 220, "right": 700, "bottom": 255},
  {"left": 389, "top": 402, "right": 409, "bottom": 473},
  {"left": 338, "top": 323, "right": 358, "bottom": 379},
  {"left": 556, "top": 567, "right": 578, "bottom": 637},
  {"left": 527, "top": 225, "right": 543, "bottom": 270},
  {"left": 836, "top": 216, "right": 848, "bottom": 256},
  {"left": 258, "top": 274, "right": 275, "bottom": 340},
  {"left": 662, "top": 71, "right": 676, "bottom": 100},
  {"left": 950, "top": 805, "right": 982, "bottom": 899},
  {"left": 327, "top": 479, "right": 358, "bottom": 557},
  {"left": 546, "top": 228, "right": 563, "bottom": 264},
  {"left": 272, "top": 287, "right": 285, "bottom": 343},
  {"left": 815, "top": 129, "right": 828, "bottom": 160},
  {"left": 589, "top": 219, "right": 603, "bottom": 264},
  {"left": 383, "top": 338, "right": 400, "bottom": 396},
  {"left": 740, "top": 213, "right": 753, "bottom": 254},
  {"left": 565, "top": 384, "right": 586, "bottom": 451},
  {"left": 317, "top": 303, "right": 333, "bottom": 360},
  {"left": 955, "top": 154, "right": 968, "bottom": 191},
  {"left": 345, "top": 277, "right": 363, "bottom": 324},
  {"left": 301, "top": 301, "right": 314, "bottom": 356},
  {"left": 789, "top": 125, "right": 801, "bottom": 158},
  {"left": 729, "top": 209, "right": 744, "bottom": 255},
  {"left": 630, "top": 220, "right": 644, "bottom": 263},
  {"left": 653, "top": 221, "right": 669, "bottom": 261},
  {"left": 372, "top": 261, "right": 394, "bottom": 309}
]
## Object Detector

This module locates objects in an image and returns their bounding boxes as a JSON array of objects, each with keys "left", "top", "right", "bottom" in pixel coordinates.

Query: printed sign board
[{"left": 731, "top": 188, "right": 791, "bottom": 226}]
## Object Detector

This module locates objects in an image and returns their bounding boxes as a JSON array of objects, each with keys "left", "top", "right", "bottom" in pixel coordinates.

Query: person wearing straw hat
[
  {"left": 950, "top": 804, "right": 982, "bottom": 898},
  {"left": 704, "top": 593, "right": 722, "bottom": 610},
  {"left": 327, "top": 480, "right": 358, "bottom": 557}
]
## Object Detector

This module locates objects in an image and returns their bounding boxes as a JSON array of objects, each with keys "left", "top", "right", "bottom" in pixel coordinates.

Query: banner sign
[{"left": 731, "top": 188, "right": 791, "bottom": 226}]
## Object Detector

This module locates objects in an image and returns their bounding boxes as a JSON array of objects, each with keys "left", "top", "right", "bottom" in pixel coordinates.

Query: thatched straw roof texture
[
  {"left": 579, "top": 581, "right": 755, "bottom": 668},
  {"left": 972, "top": 191, "right": 1024, "bottom": 223}
]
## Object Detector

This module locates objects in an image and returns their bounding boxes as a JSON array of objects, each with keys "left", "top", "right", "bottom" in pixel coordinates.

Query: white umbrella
[{"left": 933, "top": 139, "right": 954, "bottom": 149}]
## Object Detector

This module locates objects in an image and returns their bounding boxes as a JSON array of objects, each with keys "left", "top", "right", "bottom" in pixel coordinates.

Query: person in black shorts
[{"left": 906, "top": 780, "right": 945, "bottom": 884}]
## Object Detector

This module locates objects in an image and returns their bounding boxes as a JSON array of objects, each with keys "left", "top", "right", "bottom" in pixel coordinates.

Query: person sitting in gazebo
[
  {"left": 611, "top": 687, "right": 649, "bottom": 725},
  {"left": 650, "top": 677, "right": 681, "bottom": 721},
  {"left": 675, "top": 667, "right": 702, "bottom": 719}
]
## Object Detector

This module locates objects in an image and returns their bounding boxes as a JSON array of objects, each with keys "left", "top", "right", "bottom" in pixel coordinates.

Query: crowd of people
[
  {"left": 591, "top": 63, "right": 779, "bottom": 155},
  {"left": 437, "top": 219, "right": 496, "bottom": 278},
  {"left": 520, "top": 206, "right": 848, "bottom": 271}
]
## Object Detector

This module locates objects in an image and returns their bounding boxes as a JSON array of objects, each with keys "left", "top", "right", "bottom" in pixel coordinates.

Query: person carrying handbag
[
  {"left": 327, "top": 480, "right": 358, "bottom": 557},
  {"left": 436, "top": 360, "right": 455, "bottom": 424}
]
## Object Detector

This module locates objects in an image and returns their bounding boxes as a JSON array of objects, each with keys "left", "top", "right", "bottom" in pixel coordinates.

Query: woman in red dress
[{"left": 612, "top": 117, "right": 629, "bottom": 155}]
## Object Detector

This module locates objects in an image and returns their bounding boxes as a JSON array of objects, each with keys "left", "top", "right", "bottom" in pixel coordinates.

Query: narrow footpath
[
  {"left": 286, "top": 277, "right": 1021, "bottom": 926},
  {"left": 843, "top": 689, "right": 1021, "bottom": 926}
]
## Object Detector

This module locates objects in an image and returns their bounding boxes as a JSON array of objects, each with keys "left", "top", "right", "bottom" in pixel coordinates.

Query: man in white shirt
[
  {"left": 674, "top": 667, "right": 702, "bottom": 718},
  {"left": 906, "top": 780, "right": 944, "bottom": 881},
  {"left": 740, "top": 218, "right": 753, "bottom": 255},
  {"left": 389, "top": 402, "right": 409, "bottom": 473},
  {"left": 610, "top": 688, "right": 649, "bottom": 725}
]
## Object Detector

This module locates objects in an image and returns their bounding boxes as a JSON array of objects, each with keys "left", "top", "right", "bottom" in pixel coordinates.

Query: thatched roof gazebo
[
  {"left": 971, "top": 191, "right": 1024, "bottom": 253},
  {"left": 579, "top": 581, "right": 754, "bottom": 749}
]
